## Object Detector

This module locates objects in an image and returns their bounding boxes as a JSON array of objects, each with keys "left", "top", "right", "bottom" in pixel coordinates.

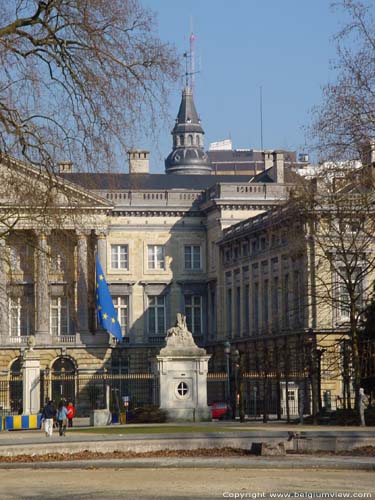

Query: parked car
[{"left": 211, "top": 401, "right": 231, "bottom": 420}]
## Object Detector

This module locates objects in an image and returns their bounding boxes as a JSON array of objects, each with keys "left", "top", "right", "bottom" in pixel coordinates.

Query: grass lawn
[{"left": 69, "top": 425, "right": 252, "bottom": 435}]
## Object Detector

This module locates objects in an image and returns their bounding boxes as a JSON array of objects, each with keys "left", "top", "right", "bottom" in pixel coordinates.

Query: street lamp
[{"left": 224, "top": 341, "right": 231, "bottom": 417}]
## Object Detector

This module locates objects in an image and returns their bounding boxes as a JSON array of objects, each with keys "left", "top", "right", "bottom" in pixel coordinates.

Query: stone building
[{"left": 0, "top": 86, "right": 307, "bottom": 415}]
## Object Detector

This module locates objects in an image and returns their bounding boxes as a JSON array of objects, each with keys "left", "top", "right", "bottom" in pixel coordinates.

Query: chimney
[
  {"left": 263, "top": 151, "right": 273, "bottom": 170},
  {"left": 128, "top": 150, "right": 150, "bottom": 174},
  {"left": 273, "top": 151, "right": 284, "bottom": 184},
  {"left": 58, "top": 160, "right": 73, "bottom": 173}
]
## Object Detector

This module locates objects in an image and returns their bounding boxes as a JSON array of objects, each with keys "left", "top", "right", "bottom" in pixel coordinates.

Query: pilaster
[
  {"left": 35, "top": 232, "right": 50, "bottom": 343},
  {"left": 77, "top": 232, "right": 90, "bottom": 333},
  {"left": 0, "top": 238, "right": 8, "bottom": 337}
]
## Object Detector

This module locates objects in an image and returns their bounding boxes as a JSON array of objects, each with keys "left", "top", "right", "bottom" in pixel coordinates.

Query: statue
[
  {"left": 26, "top": 334, "right": 36, "bottom": 351},
  {"left": 359, "top": 387, "right": 369, "bottom": 427},
  {"left": 165, "top": 313, "right": 195, "bottom": 347}
]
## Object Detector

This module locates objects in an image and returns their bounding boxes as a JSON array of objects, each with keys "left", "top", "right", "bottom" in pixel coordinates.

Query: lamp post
[
  {"left": 232, "top": 349, "right": 240, "bottom": 419},
  {"left": 44, "top": 366, "right": 50, "bottom": 405},
  {"left": 224, "top": 341, "right": 231, "bottom": 418}
]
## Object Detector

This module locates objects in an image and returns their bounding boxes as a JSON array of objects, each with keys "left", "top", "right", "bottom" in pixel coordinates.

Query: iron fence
[
  {"left": 207, "top": 372, "right": 308, "bottom": 418},
  {"left": 40, "top": 372, "right": 159, "bottom": 416},
  {"left": 1, "top": 369, "right": 308, "bottom": 419}
]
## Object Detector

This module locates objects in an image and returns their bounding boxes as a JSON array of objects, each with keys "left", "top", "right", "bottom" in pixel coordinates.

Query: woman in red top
[{"left": 66, "top": 401, "right": 76, "bottom": 427}]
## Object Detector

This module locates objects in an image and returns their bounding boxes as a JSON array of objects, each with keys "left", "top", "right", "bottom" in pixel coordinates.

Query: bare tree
[
  {"left": 310, "top": 0, "right": 375, "bottom": 162},
  {"left": 0, "top": 0, "right": 179, "bottom": 172}
]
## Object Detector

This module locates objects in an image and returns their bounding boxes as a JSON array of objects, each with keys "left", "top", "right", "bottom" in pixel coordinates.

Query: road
[{"left": 0, "top": 468, "right": 373, "bottom": 500}]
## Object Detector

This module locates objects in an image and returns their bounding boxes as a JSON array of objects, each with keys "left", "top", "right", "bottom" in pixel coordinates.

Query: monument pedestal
[
  {"left": 157, "top": 314, "right": 211, "bottom": 422},
  {"left": 22, "top": 349, "right": 41, "bottom": 415}
]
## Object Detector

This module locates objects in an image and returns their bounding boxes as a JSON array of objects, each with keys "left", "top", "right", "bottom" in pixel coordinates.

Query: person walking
[
  {"left": 66, "top": 401, "right": 76, "bottom": 427},
  {"left": 42, "top": 400, "right": 55, "bottom": 437},
  {"left": 56, "top": 400, "right": 69, "bottom": 436}
]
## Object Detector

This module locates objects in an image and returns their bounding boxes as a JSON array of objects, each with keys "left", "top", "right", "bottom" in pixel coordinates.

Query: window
[
  {"left": 253, "top": 282, "right": 259, "bottom": 334},
  {"left": 263, "top": 279, "right": 269, "bottom": 328},
  {"left": 235, "top": 286, "right": 241, "bottom": 336},
  {"left": 227, "top": 289, "right": 232, "bottom": 335},
  {"left": 293, "top": 270, "right": 301, "bottom": 325},
  {"left": 242, "top": 241, "right": 249, "bottom": 257},
  {"left": 184, "top": 245, "right": 201, "bottom": 270},
  {"left": 50, "top": 252, "right": 65, "bottom": 273},
  {"left": 244, "top": 284, "right": 250, "bottom": 335},
  {"left": 185, "top": 295, "right": 202, "bottom": 334},
  {"left": 272, "top": 276, "right": 279, "bottom": 321},
  {"left": 148, "top": 296, "right": 165, "bottom": 334},
  {"left": 210, "top": 290, "right": 216, "bottom": 335},
  {"left": 113, "top": 296, "right": 129, "bottom": 335},
  {"left": 338, "top": 267, "right": 363, "bottom": 319},
  {"left": 50, "top": 297, "right": 69, "bottom": 336},
  {"left": 147, "top": 245, "right": 165, "bottom": 270},
  {"left": 283, "top": 274, "right": 290, "bottom": 327},
  {"left": 111, "top": 244, "right": 128, "bottom": 270},
  {"left": 9, "top": 296, "right": 31, "bottom": 337},
  {"left": 188, "top": 134, "right": 193, "bottom": 145}
]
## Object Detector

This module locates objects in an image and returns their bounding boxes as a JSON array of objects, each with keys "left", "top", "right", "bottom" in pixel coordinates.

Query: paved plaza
[{"left": 0, "top": 422, "right": 374, "bottom": 499}]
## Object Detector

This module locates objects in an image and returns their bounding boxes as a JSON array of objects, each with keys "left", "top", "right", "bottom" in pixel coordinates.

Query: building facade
[{"left": 1, "top": 86, "right": 352, "bottom": 417}]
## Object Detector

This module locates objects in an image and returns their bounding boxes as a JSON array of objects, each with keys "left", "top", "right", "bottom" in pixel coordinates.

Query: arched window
[
  {"left": 188, "top": 134, "right": 193, "bottom": 146},
  {"left": 10, "top": 358, "right": 22, "bottom": 374},
  {"left": 179, "top": 135, "right": 184, "bottom": 146},
  {"left": 51, "top": 357, "right": 76, "bottom": 405},
  {"left": 9, "top": 358, "right": 22, "bottom": 413},
  {"left": 196, "top": 135, "right": 200, "bottom": 146},
  {"left": 52, "top": 357, "right": 75, "bottom": 374}
]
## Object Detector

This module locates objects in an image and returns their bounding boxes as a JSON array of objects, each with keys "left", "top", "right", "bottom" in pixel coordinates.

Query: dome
[{"left": 165, "top": 87, "right": 212, "bottom": 175}]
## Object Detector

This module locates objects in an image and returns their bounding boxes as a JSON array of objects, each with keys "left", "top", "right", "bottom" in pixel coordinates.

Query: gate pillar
[{"left": 22, "top": 341, "right": 41, "bottom": 415}]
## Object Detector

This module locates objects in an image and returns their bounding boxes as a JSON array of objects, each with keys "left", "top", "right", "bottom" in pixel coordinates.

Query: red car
[{"left": 211, "top": 402, "right": 230, "bottom": 420}]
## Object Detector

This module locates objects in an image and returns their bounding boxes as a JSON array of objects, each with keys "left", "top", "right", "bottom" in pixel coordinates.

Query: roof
[
  {"left": 60, "top": 173, "right": 255, "bottom": 191},
  {"left": 172, "top": 87, "right": 203, "bottom": 135}
]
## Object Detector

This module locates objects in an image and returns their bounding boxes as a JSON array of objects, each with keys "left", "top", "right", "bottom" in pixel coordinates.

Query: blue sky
[{"left": 141, "top": 0, "right": 346, "bottom": 173}]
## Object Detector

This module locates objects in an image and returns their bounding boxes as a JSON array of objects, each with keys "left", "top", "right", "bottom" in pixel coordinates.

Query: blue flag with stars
[{"left": 95, "top": 254, "right": 123, "bottom": 343}]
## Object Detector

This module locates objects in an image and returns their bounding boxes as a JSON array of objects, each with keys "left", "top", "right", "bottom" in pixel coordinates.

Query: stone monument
[{"left": 156, "top": 313, "right": 211, "bottom": 422}]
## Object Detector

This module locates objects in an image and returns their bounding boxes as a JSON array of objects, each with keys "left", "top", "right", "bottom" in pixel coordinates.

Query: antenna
[
  {"left": 260, "top": 86, "right": 264, "bottom": 150},
  {"left": 190, "top": 30, "right": 195, "bottom": 94},
  {"left": 182, "top": 22, "right": 199, "bottom": 93}
]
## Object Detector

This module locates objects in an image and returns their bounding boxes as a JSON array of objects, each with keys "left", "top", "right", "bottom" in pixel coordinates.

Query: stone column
[
  {"left": 77, "top": 232, "right": 89, "bottom": 333},
  {"left": 0, "top": 238, "right": 8, "bottom": 337},
  {"left": 36, "top": 232, "right": 50, "bottom": 343},
  {"left": 96, "top": 231, "right": 107, "bottom": 273},
  {"left": 22, "top": 349, "right": 40, "bottom": 415}
]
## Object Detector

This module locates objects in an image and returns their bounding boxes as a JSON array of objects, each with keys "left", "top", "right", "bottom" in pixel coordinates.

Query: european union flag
[{"left": 95, "top": 255, "right": 123, "bottom": 343}]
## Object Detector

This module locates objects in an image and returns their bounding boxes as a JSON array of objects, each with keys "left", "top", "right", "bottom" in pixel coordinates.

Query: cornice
[{"left": 110, "top": 209, "right": 202, "bottom": 218}]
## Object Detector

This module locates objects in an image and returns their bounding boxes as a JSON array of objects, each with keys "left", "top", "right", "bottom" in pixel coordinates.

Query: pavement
[{"left": 0, "top": 420, "right": 374, "bottom": 470}]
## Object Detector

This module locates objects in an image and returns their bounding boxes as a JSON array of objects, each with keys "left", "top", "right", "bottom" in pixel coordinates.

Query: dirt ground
[{"left": 0, "top": 468, "right": 373, "bottom": 500}]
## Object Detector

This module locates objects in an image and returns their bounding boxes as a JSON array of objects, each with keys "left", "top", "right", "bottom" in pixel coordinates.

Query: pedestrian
[
  {"left": 17, "top": 399, "right": 23, "bottom": 415},
  {"left": 56, "top": 400, "right": 69, "bottom": 436},
  {"left": 66, "top": 401, "right": 76, "bottom": 427},
  {"left": 41, "top": 400, "right": 55, "bottom": 437},
  {"left": 359, "top": 388, "right": 369, "bottom": 427}
]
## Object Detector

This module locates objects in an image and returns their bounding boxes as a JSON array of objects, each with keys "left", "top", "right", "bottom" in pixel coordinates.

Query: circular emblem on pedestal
[{"left": 175, "top": 381, "right": 189, "bottom": 399}]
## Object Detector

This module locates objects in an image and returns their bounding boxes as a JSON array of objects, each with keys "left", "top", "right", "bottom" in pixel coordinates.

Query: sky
[{"left": 141, "top": 0, "right": 346, "bottom": 173}]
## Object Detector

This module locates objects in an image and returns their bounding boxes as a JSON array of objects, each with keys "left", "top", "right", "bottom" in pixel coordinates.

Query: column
[
  {"left": 96, "top": 231, "right": 108, "bottom": 273},
  {"left": 36, "top": 232, "right": 50, "bottom": 342},
  {"left": 0, "top": 238, "right": 8, "bottom": 337},
  {"left": 77, "top": 232, "right": 89, "bottom": 333}
]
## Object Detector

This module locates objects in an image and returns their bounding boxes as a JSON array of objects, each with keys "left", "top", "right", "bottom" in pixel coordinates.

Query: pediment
[{"left": 0, "top": 156, "right": 111, "bottom": 211}]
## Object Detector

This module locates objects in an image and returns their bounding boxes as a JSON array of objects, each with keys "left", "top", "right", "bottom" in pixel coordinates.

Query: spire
[{"left": 165, "top": 88, "right": 211, "bottom": 175}]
